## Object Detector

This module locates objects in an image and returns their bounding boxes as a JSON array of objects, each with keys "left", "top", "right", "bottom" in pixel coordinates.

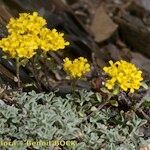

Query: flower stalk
[
  {"left": 71, "top": 79, "right": 77, "bottom": 96},
  {"left": 16, "top": 57, "right": 21, "bottom": 89},
  {"left": 43, "top": 52, "right": 50, "bottom": 89}
]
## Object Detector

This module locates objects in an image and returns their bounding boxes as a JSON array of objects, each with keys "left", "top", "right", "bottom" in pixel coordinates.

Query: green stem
[
  {"left": 31, "top": 56, "right": 42, "bottom": 91},
  {"left": 71, "top": 79, "right": 77, "bottom": 96},
  {"left": 43, "top": 52, "right": 50, "bottom": 90},
  {"left": 16, "top": 57, "right": 21, "bottom": 89}
]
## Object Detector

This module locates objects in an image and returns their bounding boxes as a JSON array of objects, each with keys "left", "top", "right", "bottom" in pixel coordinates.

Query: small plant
[
  {"left": 0, "top": 12, "right": 69, "bottom": 89},
  {"left": 63, "top": 57, "right": 90, "bottom": 79},
  {"left": 63, "top": 57, "right": 90, "bottom": 93}
]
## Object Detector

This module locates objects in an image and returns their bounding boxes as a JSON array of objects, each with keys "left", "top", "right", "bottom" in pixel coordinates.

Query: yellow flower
[
  {"left": 0, "top": 11, "right": 69, "bottom": 59},
  {"left": 63, "top": 57, "right": 90, "bottom": 78},
  {"left": 103, "top": 60, "right": 143, "bottom": 93},
  {"left": 39, "top": 28, "right": 70, "bottom": 52},
  {"left": 0, "top": 33, "right": 39, "bottom": 58},
  {"left": 7, "top": 12, "right": 47, "bottom": 35}
]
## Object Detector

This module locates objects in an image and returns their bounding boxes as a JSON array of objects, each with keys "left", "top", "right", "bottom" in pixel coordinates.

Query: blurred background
[{"left": 0, "top": 0, "right": 150, "bottom": 94}]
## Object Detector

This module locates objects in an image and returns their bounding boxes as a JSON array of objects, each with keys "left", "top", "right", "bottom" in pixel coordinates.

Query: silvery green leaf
[
  {"left": 91, "top": 106, "right": 97, "bottom": 112},
  {"left": 0, "top": 99, "right": 6, "bottom": 106},
  {"left": 75, "top": 142, "right": 86, "bottom": 150},
  {"left": 110, "top": 100, "right": 118, "bottom": 107},
  {"left": 141, "top": 82, "right": 149, "bottom": 89},
  {"left": 95, "top": 92, "right": 102, "bottom": 102},
  {"left": 112, "top": 87, "right": 119, "bottom": 95},
  {"left": 105, "top": 143, "right": 116, "bottom": 150}
]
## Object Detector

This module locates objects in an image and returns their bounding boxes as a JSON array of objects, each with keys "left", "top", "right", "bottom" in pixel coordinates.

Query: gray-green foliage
[{"left": 0, "top": 90, "right": 149, "bottom": 150}]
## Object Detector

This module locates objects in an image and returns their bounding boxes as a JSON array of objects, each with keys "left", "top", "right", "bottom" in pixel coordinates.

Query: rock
[
  {"left": 91, "top": 6, "right": 118, "bottom": 42},
  {"left": 131, "top": 52, "right": 150, "bottom": 74},
  {"left": 133, "top": 0, "right": 150, "bottom": 12},
  {"left": 115, "top": 12, "right": 150, "bottom": 58}
]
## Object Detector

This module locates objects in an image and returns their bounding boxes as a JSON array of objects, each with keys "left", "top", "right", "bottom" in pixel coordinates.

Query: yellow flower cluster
[
  {"left": 7, "top": 12, "right": 47, "bottom": 35},
  {"left": 0, "top": 33, "right": 39, "bottom": 58},
  {"left": 39, "top": 28, "right": 70, "bottom": 52},
  {"left": 63, "top": 57, "right": 90, "bottom": 78},
  {"left": 103, "top": 60, "right": 143, "bottom": 93},
  {"left": 0, "top": 12, "right": 69, "bottom": 58}
]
